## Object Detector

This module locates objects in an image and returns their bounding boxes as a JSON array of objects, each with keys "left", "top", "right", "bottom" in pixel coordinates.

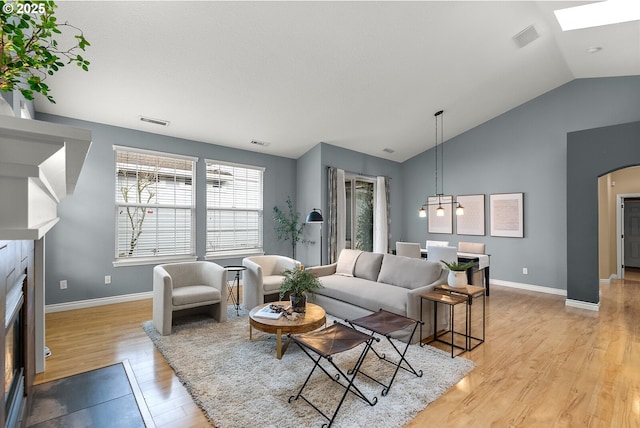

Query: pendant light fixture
[{"left": 418, "top": 110, "right": 464, "bottom": 217}]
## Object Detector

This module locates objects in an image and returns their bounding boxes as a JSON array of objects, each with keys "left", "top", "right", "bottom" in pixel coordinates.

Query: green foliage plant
[
  {"left": 273, "top": 196, "right": 307, "bottom": 259},
  {"left": 440, "top": 260, "right": 476, "bottom": 271},
  {"left": 1, "top": 0, "right": 90, "bottom": 103},
  {"left": 279, "top": 267, "right": 323, "bottom": 300}
]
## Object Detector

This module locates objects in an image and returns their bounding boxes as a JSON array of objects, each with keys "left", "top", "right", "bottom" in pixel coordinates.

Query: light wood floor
[{"left": 35, "top": 280, "right": 640, "bottom": 427}]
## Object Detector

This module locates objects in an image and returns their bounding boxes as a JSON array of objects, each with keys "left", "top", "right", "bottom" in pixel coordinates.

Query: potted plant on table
[
  {"left": 441, "top": 260, "right": 476, "bottom": 288},
  {"left": 279, "top": 267, "right": 323, "bottom": 313}
]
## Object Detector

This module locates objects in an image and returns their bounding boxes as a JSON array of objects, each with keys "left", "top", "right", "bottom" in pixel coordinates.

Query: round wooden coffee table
[{"left": 249, "top": 301, "right": 326, "bottom": 359}]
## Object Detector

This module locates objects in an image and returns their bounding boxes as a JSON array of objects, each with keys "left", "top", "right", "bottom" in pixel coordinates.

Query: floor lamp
[{"left": 306, "top": 208, "right": 324, "bottom": 265}]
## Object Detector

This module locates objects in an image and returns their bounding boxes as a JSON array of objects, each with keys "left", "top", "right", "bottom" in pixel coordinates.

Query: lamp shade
[{"left": 306, "top": 209, "right": 323, "bottom": 223}]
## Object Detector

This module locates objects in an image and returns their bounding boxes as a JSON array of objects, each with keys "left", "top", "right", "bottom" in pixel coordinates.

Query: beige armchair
[
  {"left": 242, "top": 255, "right": 302, "bottom": 310},
  {"left": 153, "top": 261, "right": 227, "bottom": 335}
]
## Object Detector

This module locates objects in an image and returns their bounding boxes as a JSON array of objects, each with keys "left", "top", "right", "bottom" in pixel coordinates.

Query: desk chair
[
  {"left": 426, "top": 245, "right": 458, "bottom": 267},
  {"left": 395, "top": 242, "right": 422, "bottom": 258},
  {"left": 458, "top": 242, "right": 485, "bottom": 254}
]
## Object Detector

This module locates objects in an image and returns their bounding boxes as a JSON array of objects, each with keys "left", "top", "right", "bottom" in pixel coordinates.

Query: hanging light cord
[
  {"left": 435, "top": 111, "right": 438, "bottom": 197},
  {"left": 435, "top": 110, "right": 444, "bottom": 197}
]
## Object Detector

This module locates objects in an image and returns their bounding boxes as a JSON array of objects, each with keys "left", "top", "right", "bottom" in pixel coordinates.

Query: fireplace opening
[{"left": 5, "top": 274, "right": 25, "bottom": 428}]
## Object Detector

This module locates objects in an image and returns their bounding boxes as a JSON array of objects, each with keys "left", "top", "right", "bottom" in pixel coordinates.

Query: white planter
[{"left": 447, "top": 270, "right": 468, "bottom": 288}]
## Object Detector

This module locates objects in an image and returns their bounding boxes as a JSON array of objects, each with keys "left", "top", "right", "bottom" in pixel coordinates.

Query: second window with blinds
[{"left": 206, "top": 160, "right": 264, "bottom": 258}]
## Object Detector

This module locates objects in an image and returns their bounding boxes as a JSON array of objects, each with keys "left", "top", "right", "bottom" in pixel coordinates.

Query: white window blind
[
  {"left": 206, "top": 160, "right": 264, "bottom": 257},
  {"left": 115, "top": 147, "right": 196, "bottom": 261}
]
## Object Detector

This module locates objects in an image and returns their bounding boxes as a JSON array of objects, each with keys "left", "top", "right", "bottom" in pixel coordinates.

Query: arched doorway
[
  {"left": 567, "top": 120, "right": 640, "bottom": 305},
  {"left": 598, "top": 166, "right": 640, "bottom": 282}
]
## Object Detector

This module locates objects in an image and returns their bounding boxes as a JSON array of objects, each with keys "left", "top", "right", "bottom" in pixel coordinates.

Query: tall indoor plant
[
  {"left": 273, "top": 195, "right": 308, "bottom": 259},
  {"left": 1, "top": 0, "right": 90, "bottom": 104}
]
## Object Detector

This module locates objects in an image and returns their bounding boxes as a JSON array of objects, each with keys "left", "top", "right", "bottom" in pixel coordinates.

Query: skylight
[{"left": 554, "top": 0, "right": 640, "bottom": 31}]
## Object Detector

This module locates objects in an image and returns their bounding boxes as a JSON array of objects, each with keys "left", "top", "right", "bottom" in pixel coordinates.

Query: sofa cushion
[
  {"left": 354, "top": 252, "right": 384, "bottom": 281},
  {"left": 172, "top": 285, "right": 221, "bottom": 307},
  {"left": 336, "top": 249, "right": 362, "bottom": 276},
  {"left": 315, "top": 275, "right": 406, "bottom": 315},
  {"left": 263, "top": 275, "right": 285, "bottom": 293},
  {"left": 377, "top": 254, "right": 442, "bottom": 290}
]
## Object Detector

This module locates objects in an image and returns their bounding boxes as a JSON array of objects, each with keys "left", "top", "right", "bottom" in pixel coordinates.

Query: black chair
[
  {"left": 346, "top": 309, "right": 423, "bottom": 396},
  {"left": 288, "top": 322, "right": 379, "bottom": 427}
]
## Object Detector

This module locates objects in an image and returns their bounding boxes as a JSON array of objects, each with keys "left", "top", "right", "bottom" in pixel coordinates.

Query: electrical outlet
[
  {"left": 105, "top": 275, "right": 111, "bottom": 284},
  {"left": 523, "top": 267, "right": 528, "bottom": 275},
  {"left": 60, "top": 280, "right": 67, "bottom": 289}
]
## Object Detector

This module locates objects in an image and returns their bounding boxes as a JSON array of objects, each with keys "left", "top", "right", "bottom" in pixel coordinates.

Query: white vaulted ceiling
[{"left": 33, "top": 1, "right": 640, "bottom": 162}]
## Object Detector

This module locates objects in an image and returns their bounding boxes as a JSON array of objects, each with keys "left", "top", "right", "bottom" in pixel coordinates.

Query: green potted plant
[
  {"left": 1, "top": 0, "right": 91, "bottom": 104},
  {"left": 441, "top": 260, "right": 476, "bottom": 288},
  {"left": 273, "top": 196, "right": 309, "bottom": 259},
  {"left": 279, "top": 267, "right": 323, "bottom": 313}
]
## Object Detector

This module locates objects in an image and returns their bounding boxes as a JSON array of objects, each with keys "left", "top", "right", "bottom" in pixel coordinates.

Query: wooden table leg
[{"left": 276, "top": 328, "right": 282, "bottom": 359}]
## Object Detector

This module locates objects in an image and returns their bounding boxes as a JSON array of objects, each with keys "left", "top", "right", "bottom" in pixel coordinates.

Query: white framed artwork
[
  {"left": 490, "top": 192, "right": 524, "bottom": 237},
  {"left": 456, "top": 194, "right": 485, "bottom": 236}
]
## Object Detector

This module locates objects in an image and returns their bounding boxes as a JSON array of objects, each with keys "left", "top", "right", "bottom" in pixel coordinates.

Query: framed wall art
[
  {"left": 490, "top": 192, "right": 524, "bottom": 237},
  {"left": 427, "top": 195, "right": 453, "bottom": 234},
  {"left": 455, "top": 194, "right": 485, "bottom": 236}
]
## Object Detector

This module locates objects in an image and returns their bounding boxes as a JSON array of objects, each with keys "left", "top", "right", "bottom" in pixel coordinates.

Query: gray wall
[
  {"left": 402, "top": 76, "right": 640, "bottom": 293},
  {"left": 37, "top": 75, "right": 640, "bottom": 305},
  {"left": 38, "top": 113, "right": 297, "bottom": 305},
  {"left": 296, "top": 144, "right": 322, "bottom": 266},
  {"left": 295, "top": 142, "right": 403, "bottom": 267},
  {"left": 567, "top": 120, "right": 640, "bottom": 303}
]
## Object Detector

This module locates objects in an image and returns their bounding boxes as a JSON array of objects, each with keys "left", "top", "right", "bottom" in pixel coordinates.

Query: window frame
[
  {"left": 113, "top": 145, "right": 198, "bottom": 267},
  {"left": 205, "top": 159, "right": 265, "bottom": 260}
]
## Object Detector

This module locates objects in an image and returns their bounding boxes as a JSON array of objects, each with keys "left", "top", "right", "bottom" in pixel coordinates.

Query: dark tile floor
[{"left": 27, "top": 363, "right": 145, "bottom": 428}]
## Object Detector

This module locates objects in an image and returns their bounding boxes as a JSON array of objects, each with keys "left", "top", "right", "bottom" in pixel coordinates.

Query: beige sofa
[{"left": 307, "top": 249, "right": 448, "bottom": 343}]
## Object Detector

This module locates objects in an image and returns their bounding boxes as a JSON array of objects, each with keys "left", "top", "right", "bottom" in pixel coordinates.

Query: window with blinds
[
  {"left": 206, "top": 160, "right": 264, "bottom": 257},
  {"left": 114, "top": 147, "right": 196, "bottom": 262}
]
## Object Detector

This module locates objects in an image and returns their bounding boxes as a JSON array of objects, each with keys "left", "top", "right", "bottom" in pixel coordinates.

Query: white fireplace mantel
[{"left": 0, "top": 115, "right": 92, "bottom": 240}]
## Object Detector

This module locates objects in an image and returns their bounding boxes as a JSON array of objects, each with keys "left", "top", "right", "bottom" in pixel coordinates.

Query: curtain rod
[{"left": 327, "top": 166, "right": 392, "bottom": 181}]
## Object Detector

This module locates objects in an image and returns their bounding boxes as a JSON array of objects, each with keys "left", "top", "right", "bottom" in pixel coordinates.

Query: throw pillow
[{"left": 335, "top": 249, "right": 362, "bottom": 277}]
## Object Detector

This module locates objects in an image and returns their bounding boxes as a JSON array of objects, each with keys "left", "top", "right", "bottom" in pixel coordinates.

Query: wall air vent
[
  {"left": 250, "top": 140, "right": 271, "bottom": 147},
  {"left": 513, "top": 25, "right": 539, "bottom": 48},
  {"left": 382, "top": 148, "right": 395, "bottom": 154},
  {"left": 139, "top": 116, "right": 170, "bottom": 127}
]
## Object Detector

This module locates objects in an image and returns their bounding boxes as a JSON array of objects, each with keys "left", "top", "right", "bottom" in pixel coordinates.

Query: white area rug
[{"left": 142, "top": 307, "right": 474, "bottom": 428}]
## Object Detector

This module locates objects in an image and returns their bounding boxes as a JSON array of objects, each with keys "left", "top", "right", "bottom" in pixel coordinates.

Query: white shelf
[{"left": 0, "top": 116, "right": 92, "bottom": 239}]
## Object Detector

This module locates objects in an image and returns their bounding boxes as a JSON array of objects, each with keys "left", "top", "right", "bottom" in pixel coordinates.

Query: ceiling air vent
[
  {"left": 513, "top": 25, "right": 539, "bottom": 49},
  {"left": 250, "top": 140, "right": 271, "bottom": 147},
  {"left": 139, "top": 116, "right": 170, "bottom": 127}
]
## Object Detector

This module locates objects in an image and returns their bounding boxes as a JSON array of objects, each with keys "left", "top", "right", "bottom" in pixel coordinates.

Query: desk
[{"left": 421, "top": 249, "right": 491, "bottom": 295}]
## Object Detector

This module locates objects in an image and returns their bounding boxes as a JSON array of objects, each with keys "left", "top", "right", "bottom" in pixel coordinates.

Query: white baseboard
[
  {"left": 490, "top": 279, "right": 567, "bottom": 296},
  {"left": 565, "top": 299, "right": 600, "bottom": 311},
  {"left": 45, "top": 292, "right": 152, "bottom": 313},
  {"left": 491, "top": 279, "right": 600, "bottom": 312}
]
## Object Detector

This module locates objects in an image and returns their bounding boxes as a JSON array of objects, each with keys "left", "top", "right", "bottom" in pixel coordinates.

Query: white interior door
[{"left": 624, "top": 199, "right": 640, "bottom": 268}]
